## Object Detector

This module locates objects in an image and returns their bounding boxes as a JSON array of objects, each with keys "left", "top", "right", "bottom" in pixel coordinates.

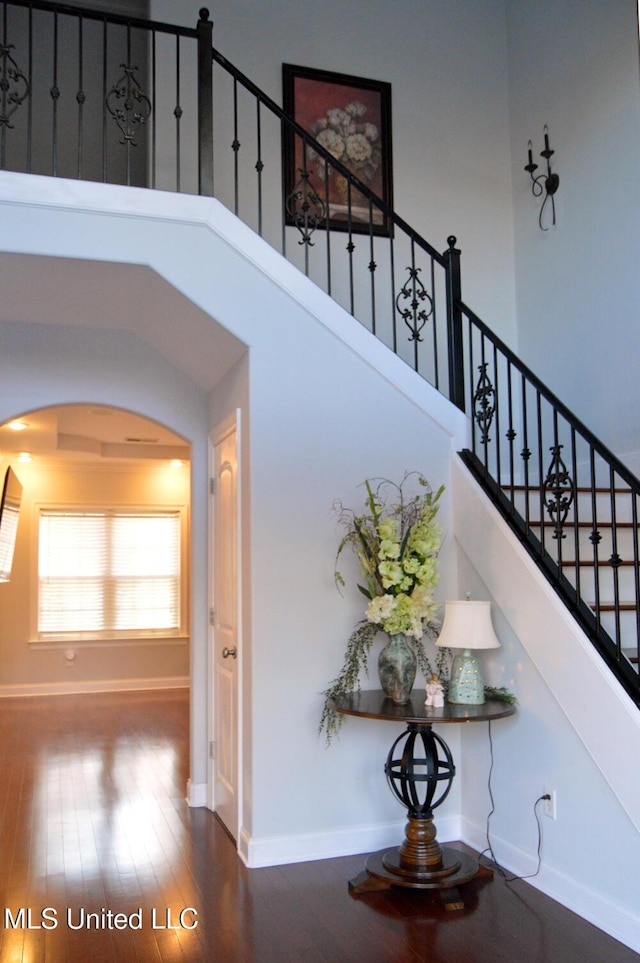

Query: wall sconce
[{"left": 525, "top": 126, "right": 559, "bottom": 231}]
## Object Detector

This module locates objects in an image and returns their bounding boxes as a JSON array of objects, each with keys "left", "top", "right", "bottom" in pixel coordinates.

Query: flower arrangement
[
  {"left": 320, "top": 473, "right": 447, "bottom": 742},
  {"left": 308, "top": 100, "right": 381, "bottom": 186}
]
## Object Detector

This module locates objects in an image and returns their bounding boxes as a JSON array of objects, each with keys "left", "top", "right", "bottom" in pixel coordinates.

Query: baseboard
[
  {"left": 186, "top": 780, "right": 208, "bottom": 808},
  {"left": 0, "top": 676, "right": 190, "bottom": 698},
  {"left": 462, "top": 817, "right": 640, "bottom": 955},
  {"left": 238, "top": 813, "right": 461, "bottom": 869}
]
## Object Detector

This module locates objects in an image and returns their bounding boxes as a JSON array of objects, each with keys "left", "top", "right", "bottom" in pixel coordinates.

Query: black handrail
[{"left": 0, "top": 0, "right": 638, "bottom": 706}]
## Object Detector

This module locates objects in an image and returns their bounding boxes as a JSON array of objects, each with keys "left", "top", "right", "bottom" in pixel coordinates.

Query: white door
[{"left": 211, "top": 415, "right": 240, "bottom": 840}]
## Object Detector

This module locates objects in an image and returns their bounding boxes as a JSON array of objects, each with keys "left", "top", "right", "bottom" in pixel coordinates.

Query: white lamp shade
[{"left": 435, "top": 600, "right": 500, "bottom": 650}]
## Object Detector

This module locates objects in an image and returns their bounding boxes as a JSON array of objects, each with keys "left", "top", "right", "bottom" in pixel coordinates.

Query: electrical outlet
[{"left": 543, "top": 789, "right": 557, "bottom": 819}]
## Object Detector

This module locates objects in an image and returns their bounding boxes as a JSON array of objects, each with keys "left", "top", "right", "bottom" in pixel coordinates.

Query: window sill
[{"left": 28, "top": 635, "right": 189, "bottom": 650}]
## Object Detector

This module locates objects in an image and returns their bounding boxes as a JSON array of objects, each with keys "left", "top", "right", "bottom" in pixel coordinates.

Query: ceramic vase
[{"left": 378, "top": 633, "right": 417, "bottom": 704}]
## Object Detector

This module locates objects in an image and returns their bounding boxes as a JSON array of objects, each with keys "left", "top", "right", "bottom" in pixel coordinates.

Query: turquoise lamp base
[{"left": 448, "top": 649, "right": 485, "bottom": 705}]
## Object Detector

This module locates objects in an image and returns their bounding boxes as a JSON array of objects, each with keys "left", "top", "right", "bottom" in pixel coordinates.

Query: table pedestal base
[{"left": 348, "top": 816, "right": 491, "bottom": 910}]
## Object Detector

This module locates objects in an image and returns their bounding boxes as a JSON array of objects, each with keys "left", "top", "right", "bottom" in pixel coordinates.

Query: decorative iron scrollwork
[
  {"left": 395, "top": 267, "right": 433, "bottom": 342},
  {"left": 285, "top": 167, "right": 326, "bottom": 246},
  {"left": 543, "top": 444, "right": 574, "bottom": 539},
  {"left": 0, "top": 43, "right": 30, "bottom": 128},
  {"left": 473, "top": 363, "right": 496, "bottom": 444},
  {"left": 106, "top": 63, "right": 152, "bottom": 147}
]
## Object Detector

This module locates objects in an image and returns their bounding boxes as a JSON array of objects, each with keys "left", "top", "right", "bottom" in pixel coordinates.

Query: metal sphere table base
[{"left": 330, "top": 692, "right": 515, "bottom": 911}]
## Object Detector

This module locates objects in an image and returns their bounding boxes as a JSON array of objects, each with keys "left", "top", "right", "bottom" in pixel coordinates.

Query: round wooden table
[{"left": 330, "top": 689, "right": 516, "bottom": 909}]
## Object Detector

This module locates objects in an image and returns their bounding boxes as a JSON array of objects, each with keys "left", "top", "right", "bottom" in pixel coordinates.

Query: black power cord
[{"left": 479, "top": 720, "right": 547, "bottom": 883}]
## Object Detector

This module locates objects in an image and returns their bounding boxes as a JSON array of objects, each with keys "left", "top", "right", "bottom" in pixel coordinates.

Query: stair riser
[
  {"left": 560, "top": 566, "right": 640, "bottom": 603},
  {"left": 527, "top": 525, "right": 638, "bottom": 561}
]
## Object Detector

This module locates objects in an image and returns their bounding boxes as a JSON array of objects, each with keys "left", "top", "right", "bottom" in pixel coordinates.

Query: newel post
[
  {"left": 197, "top": 8, "right": 214, "bottom": 196},
  {"left": 444, "top": 236, "right": 465, "bottom": 412}
]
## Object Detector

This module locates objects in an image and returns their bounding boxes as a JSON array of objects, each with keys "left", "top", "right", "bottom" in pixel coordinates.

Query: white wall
[
  {"left": 0, "top": 288, "right": 211, "bottom": 790},
  {"left": 453, "top": 457, "right": 640, "bottom": 952},
  {"left": 0, "top": 174, "right": 469, "bottom": 864},
  {"left": 150, "top": 0, "right": 517, "bottom": 342},
  {"left": 507, "top": 0, "right": 640, "bottom": 466}
]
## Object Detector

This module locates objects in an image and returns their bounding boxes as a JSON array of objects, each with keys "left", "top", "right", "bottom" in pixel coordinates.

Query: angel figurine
[{"left": 425, "top": 673, "right": 444, "bottom": 708}]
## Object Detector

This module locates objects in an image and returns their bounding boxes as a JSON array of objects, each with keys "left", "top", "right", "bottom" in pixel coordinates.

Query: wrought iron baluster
[
  {"left": 536, "top": 392, "right": 545, "bottom": 556},
  {"left": 493, "top": 344, "right": 501, "bottom": 485},
  {"left": 431, "top": 256, "right": 439, "bottom": 390},
  {"left": 632, "top": 492, "right": 640, "bottom": 667},
  {"left": 346, "top": 178, "right": 355, "bottom": 316},
  {"left": 521, "top": 374, "right": 531, "bottom": 532},
  {"left": 589, "top": 448, "right": 602, "bottom": 634},
  {"left": 256, "top": 99, "right": 263, "bottom": 236},
  {"left": 0, "top": 7, "right": 30, "bottom": 168},
  {"left": 285, "top": 135, "right": 326, "bottom": 254},
  {"left": 324, "top": 157, "right": 331, "bottom": 295},
  {"left": 232, "top": 75, "right": 239, "bottom": 214},
  {"left": 389, "top": 230, "right": 397, "bottom": 355},
  {"left": 151, "top": 28, "right": 156, "bottom": 189},
  {"left": 472, "top": 358, "right": 496, "bottom": 450},
  {"left": 26, "top": 4, "right": 32, "bottom": 172},
  {"left": 174, "top": 34, "right": 181, "bottom": 192},
  {"left": 394, "top": 252, "right": 434, "bottom": 356},
  {"left": 543, "top": 441, "right": 574, "bottom": 542},
  {"left": 469, "top": 322, "right": 477, "bottom": 454},
  {"left": 608, "top": 467, "right": 622, "bottom": 656},
  {"left": 506, "top": 359, "right": 516, "bottom": 512},
  {"left": 51, "top": 10, "right": 59, "bottom": 175},
  {"left": 570, "top": 426, "right": 580, "bottom": 602},
  {"left": 102, "top": 18, "right": 107, "bottom": 181},
  {"left": 368, "top": 200, "right": 376, "bottom": 336},
  {"left": 76, "top": 14, "right": 84, "bottom": 179}
]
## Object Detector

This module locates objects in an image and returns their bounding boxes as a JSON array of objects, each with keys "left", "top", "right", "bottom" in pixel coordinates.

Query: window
[{"left": 37, "top": 509, "right": 182, "bottom": 639}]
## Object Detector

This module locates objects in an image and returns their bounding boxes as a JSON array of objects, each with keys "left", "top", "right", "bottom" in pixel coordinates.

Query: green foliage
[{"left": 483, "top": 685, "right": 518, "bottom": 705}]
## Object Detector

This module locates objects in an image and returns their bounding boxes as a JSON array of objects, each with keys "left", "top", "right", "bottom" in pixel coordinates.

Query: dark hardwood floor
[{"left": 0, "top": 689, "right": 637, "bottom": 963}]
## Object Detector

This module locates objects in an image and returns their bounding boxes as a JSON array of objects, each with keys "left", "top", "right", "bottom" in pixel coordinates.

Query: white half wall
[{"left": 453, "top": 455, "right": 640, "bottom": 953}]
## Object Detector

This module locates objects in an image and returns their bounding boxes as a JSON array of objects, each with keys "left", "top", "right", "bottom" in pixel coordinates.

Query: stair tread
[
  {"left": 589, "top": 602, "right": 638, "bottom": 611},
  {"left": 560, "top": 559, "right": 637, "bottom": 568},
  {"left": 510, "top": 485, "right": 635, "bottom": 494},
  {"left": 528, "top": 520, "right": 636, "bottom": 529}
]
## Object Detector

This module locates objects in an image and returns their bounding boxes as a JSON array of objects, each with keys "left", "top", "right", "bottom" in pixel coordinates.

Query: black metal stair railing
[
  {"left": 0, "top": 1, "right": 638, "bottom": 707},
  {"left": 0, "top": 1, "right": 465, "bottom": 404},
  {"left": 458, "top": 301, "right": 640, "bottom": 707}
]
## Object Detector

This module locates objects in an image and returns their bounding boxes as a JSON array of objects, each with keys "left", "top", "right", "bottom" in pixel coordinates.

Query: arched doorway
[{"left": 0, "top": 403, "right": 192, "bottom": 697}]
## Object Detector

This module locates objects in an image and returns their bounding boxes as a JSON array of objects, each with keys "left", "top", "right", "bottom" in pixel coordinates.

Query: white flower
[
  {"left": 326, "top": 107, "right": 350, "bottom": 129},
  {"left": 345, "top": 133, "right": 372, "bottom": 165},
  {"left": 345, "top": 100, "right": 367, "bottom": 118},
  {"left": 364, "top": 122, "right": 379, "bottom": 142},
  {"left": 366, "top": 594, "right": 395, "bottom": 625},
  {"left": 316, "top": 127, "right": 345, "bottom": 161}
]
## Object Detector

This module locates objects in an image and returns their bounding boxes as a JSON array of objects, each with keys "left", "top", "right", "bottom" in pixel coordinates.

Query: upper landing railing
[{"left": 1, "top": 1, "right": 639, "bottom": 707}]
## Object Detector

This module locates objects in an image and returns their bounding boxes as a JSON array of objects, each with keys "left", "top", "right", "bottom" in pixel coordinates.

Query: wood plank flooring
[{"left": 0, "top": 689, "right": 637, "bottom": 963}]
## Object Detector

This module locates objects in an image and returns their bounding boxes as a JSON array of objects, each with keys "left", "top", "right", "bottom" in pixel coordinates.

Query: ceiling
[
  {"left": 0, "top": 252, "right": 247, "bottom": 393},
  {"left": 0, "top": 404, "right": 190, "bottom": 466}
]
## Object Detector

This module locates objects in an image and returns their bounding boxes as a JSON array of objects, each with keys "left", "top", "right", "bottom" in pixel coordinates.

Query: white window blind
[{"left": 38, "top": 510, "right": 181, "bottom": 638}]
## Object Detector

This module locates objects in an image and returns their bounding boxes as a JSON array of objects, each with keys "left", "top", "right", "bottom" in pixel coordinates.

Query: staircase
[
  {"left": 512, "top": 484, "right": 639, "bottom": 669},
  {"left": 1, "top": 0, "right": 639, "bottom": 710}
]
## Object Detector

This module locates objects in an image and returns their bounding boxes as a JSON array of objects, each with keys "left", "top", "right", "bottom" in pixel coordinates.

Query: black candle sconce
[{"left": 525, "top": 126, "right": 559, "bottom": 231}]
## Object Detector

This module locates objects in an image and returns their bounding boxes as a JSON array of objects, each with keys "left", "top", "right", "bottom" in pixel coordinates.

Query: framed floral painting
[{"left": 282, "top": 64, "right": 393, "bottom": 236}]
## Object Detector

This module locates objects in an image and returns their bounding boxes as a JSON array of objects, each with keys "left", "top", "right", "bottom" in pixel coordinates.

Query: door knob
[{"left": 222, "top": 646, "right": 237, "bottom": 659}]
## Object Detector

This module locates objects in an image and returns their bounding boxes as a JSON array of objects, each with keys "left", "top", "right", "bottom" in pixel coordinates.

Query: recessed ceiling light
[
  {"left": 17, "top": 451, "right": 33, "bottom": 462},
  {"left": 170, "top": 460, "right": 184, "bottom": 468},
  {"left": 7, "top": 420, "right": 28, "bottom": 431}
]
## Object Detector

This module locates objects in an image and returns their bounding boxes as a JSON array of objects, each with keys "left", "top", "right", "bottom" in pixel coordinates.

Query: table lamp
[{"left": 436, "top": 599, "right": 500, "bottom": 704}]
